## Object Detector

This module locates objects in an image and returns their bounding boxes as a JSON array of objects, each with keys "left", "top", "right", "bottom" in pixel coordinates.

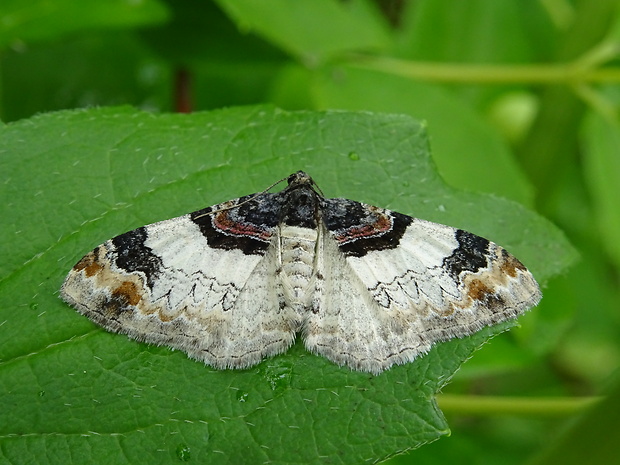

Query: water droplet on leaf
[{"left": 176, "top": 444, "right": 191, "bottom": 462}]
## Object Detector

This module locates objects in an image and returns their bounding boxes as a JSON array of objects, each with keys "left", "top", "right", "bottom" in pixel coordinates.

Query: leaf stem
[
  {"left": 348, "top": 53, "right": 620, "bottom": 84},
  {"left": 436, "top": 394, "right": 602, "bottom": 417}
]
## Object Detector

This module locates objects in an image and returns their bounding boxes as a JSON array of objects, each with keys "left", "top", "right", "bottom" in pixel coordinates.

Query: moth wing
[
  {"left": 304, "top": 200, "right": 541, "bottom": 374},
  {"left": 61, "top": 196, "right": 298, "bottom": 369}
]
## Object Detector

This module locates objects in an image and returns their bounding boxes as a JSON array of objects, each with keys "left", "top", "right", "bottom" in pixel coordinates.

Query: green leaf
[
  {"left": 313, "top": 65, "right": 536, "bottom": 206},
  {"left": 140, "top": 0, "right": 286, "bottom": 66},
  {"left": 1, "top": 32, "right": 172, "bottom": 122},
  {"left": 138, "top": 0, "right": 289, "bottom": 111},
  {"left": 0, "top": 0, "right": 169, "bottom": 49},
  {"left": 582, "top": 111, "right": 620, "bottom": 269},
  {"left": 0, "top": 106, "right": 573, "bottom": 464},
  {"left": 396, "top": 0, "right": 552, "bottom": 63},
  {"left": 529, "top": 372, "right": 620, "bottom": 465},
  {"left": 215, "top": 0, "right": 391, "bottom": 65}
]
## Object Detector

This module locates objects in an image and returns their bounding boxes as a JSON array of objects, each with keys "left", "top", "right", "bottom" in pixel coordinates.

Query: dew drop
[
  {"left": 176, "top": 444, "right": 191, "bottom": 462},
  {"left": 262, "top": 365, "right": 292, "bottom": 391}
]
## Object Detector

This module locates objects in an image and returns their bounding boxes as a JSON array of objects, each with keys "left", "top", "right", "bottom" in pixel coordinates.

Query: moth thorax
[{"left": 279, "top": 225, "right": 318, "bottom": 303}]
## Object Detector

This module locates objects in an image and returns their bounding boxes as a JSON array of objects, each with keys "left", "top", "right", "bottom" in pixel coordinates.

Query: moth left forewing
[{"left": 61, "top": 194, "right": 298, "bottom": 369}]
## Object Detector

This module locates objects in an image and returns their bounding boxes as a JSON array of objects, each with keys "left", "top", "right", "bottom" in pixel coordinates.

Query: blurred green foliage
[{"left": 1, "top": 0, "right": 620, "bottom": 464}]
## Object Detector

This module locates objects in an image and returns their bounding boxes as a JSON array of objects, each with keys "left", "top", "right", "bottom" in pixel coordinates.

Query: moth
[{"left": 61, "top": 171, "right": 541, "bottom": 374}]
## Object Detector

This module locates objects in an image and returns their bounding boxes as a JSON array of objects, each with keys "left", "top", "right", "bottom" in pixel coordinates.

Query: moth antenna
[
  {"left": 193, "top": 174, "right": 291, "bottom": 220},
  {"left": 310, "top": 178, "right": 325, "bottom": 197}
]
